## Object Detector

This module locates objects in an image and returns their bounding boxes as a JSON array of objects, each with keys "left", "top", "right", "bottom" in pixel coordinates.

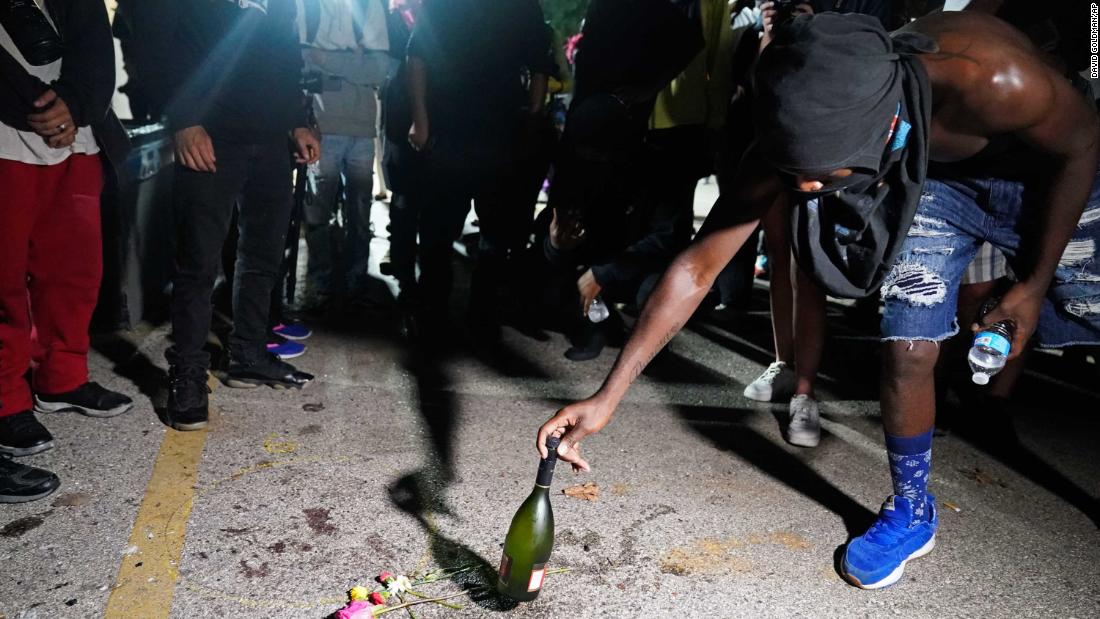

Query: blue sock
[{"left": 884, "top": 429, "right": 933, "bottom": 525}]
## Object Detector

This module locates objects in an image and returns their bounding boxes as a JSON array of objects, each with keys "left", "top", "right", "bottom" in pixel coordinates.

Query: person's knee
[{"left": 882, "top": 340, "right": 940, "bottom": 388}]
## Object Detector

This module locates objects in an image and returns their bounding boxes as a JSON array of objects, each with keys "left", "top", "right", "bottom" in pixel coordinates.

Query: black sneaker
[
  {"left": 0, "top": 455, "right": 60, "bottom": 503},
  {"left": 35, "top": 381, "right": 134, "bottom": 418},
  {"left": 0, "top": 411, "right": 54, "bottom": 457},
  {"left": 167, "top": 366, "right": 210, "bottom": 431},
  {"left": 226, "top": 353, "right": 313, "bottom": 390}
]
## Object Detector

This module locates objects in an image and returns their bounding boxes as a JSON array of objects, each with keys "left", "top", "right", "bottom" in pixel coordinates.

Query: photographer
[
  {"left": 162, "top": 0, "right": 320, "bottom": 432},
  {"left": 0, "top": 0, "right": 132, "bottom": 503}
]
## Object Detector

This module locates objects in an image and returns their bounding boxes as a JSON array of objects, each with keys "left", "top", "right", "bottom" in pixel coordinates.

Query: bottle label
[
  {"left": 527, "top": 563, "right": 546, "bottom": 592},
  {"left": 974, "top": 331, "right": 1010, "bottom": 356},
  {"left": 498, "top": 552, "right": 512, "bottom": 582}
]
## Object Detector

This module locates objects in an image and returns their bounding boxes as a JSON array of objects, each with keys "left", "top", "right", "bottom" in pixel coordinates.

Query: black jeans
[
  {"left": 166, "top": 138, "right": 293, "bottom": 369},
  {"left": 405, "top": 177, "right": 530, "bottom": 315}
]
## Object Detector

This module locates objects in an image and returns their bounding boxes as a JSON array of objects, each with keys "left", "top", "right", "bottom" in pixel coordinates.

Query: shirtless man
[{"left": 537, "top": 11, "right": 1100, "bottom": 589}]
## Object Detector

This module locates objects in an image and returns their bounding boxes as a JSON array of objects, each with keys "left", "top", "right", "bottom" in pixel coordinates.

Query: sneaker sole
[
  {"left": 0, "top": 440, "right": 54, "bottom": 457},
  {"left": 743, "top": 384, "right": 795, "bottom": 403},
  {"left": 171, "top": 419, "right": 209, "bottom": 431},
  {"left": 786, "top": 429, "right": 821, "bottom": 448},
  {"left": 268, "top": 350, "right": 306, "bottom": 360},
  {"left": 0, "top": 484, "right": 60, "bottom": 503},
  {"left": 273, "top": 332, "right": 311, "bottom": 341},
  {"left": 843, "top": 535, "right": 936, "bottom": 590},
  {"left": 225, "top": 378, "right": 308, "bottom": 390},
  {"left": 742, "top": 385, "right": 774, "bottom": 402},
  {"left": 34, "top": 397, "right": 134, "bottom": 419}
]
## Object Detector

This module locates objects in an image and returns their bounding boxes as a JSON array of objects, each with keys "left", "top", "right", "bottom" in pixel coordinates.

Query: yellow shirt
[{"left": 650, "top": 0, "right": 734, "bottom": 131}]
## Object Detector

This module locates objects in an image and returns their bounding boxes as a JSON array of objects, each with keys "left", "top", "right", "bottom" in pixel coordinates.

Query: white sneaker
[
  {"left": 787, "top": 395, "right": 821, "bottom": 447},
  {"left": 743, "top": 361, "right": 796, "bottom": 402}
]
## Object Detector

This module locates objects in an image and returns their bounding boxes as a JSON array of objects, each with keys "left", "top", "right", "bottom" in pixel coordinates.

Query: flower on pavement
[
  {"left": 377, "top": 571, "right": 395, "bottom": 583},
  {"left": 386, "top": 575, "right": 413, "bottom": 595},
  {"left": 336, "top": 600, "right": 374, "bottom": 619},
  {"left": 369, "top": 592, "right": 386, "bottom": 606},
  {"left": 349, "top": 586, "right": 371, "bottom": 602}
]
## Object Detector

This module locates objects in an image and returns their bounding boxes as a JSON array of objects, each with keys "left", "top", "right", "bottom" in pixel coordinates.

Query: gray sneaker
[
  {"left": 743, "top": 361, "right": 796, "bottom": 402},
  {"left": 787, "top": 395, "right": 821, "bottom": 447}
]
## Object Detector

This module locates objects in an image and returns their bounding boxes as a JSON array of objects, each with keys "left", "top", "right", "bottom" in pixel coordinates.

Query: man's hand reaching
[{"left": 537, "top": 398, "right": 615, "bottom": 473}]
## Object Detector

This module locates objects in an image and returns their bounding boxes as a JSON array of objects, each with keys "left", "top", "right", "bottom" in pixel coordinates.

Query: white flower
[{"left": 386, "top": 575, "right": 413, "bottom": 595}]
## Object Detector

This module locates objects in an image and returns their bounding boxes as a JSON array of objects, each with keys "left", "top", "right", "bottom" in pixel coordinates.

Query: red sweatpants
[{"left": 0, "top": 154, "right": 103, "bottom": 417}]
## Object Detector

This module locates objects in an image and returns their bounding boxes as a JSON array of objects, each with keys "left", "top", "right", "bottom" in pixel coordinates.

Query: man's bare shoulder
[{"left": 904, "top": 12, "right": 1057, "bottom": 135}]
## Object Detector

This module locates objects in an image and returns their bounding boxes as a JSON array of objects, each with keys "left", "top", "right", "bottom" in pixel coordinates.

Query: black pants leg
[
  {"left": 230, "top": 141, "right": 294, "bottom": 362},
  {"left": 167, "top": 140, "right": 293, "bottom": 370},
  {"left": 167, "top": 143, "right": 250, "bottom": 370},
  {"left": 412, "top": 185, "right": 470, "bottom": 312}
]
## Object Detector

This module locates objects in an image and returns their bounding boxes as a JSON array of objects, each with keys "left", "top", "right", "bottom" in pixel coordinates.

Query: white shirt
[
  {"left": 0, "top": 1, "right": 98, "bottom": 166},
  {"left": 297, "top": 0, "right": 389, "bottom": 52}
]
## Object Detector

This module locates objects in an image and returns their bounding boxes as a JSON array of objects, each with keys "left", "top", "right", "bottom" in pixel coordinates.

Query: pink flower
[
  {"left": 336, "top": 600, "right": 374, "bottom": 619},
  {"left": 377, "top": 572, "right": 394, "bottom": 583},
  {"left": 369, "top": 592, "right": 386, "bottom": 606}
]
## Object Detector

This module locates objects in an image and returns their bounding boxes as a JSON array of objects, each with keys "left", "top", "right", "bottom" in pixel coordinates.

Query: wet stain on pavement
[
  {"left": 267, "top": 541, "right": 287, "bottom": 554},
  {"left": 302, "top": 402, "right": 325, "bottom": 413},
  {"left": 303, "top": 508, "right": 336, "bottom": 535},
  {"left": 1, "top": 511, "right": 52, "bottom": 538},
  {"left": 659, "top": 531, "right": 812, "bottom": 576},
  {"left": 263, "top": 434, "right": 298, "bottom": 455},
  {"left": 51, "top": 493, "right": 91, "bottom": 507},
  {"left": 660, "top": 538, "right": 751, "bottom": 576},
  {"left": 365, "top": 533, "right": 394, "bottom": 560},
  {"left": 770, "top": 531, "right": 811, "bottom": 550},
  {"left": 221, "top": 527, "right": 252, "bottom": 536},
  {"left": 559, "top": 529, "right": 601, "bottom": 550},
  {"left": 298, "top": 424, "right": 322, "bottom": 435},
  {"left": 610, "top": 483, "right": 630, "bottom": 496},
  {"left": 615, "top": 504, "right": 676, "bottom": 568},
  {"left": 238, "top": 559, "right": 270, "bottom": 579}
]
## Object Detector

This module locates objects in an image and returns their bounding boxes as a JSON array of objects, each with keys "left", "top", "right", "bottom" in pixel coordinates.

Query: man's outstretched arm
[{"left": 537, "top": 148, "right": 783, "bottom": 469}]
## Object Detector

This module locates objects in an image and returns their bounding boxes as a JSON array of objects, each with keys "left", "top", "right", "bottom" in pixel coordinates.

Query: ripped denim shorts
[{"left": 880, "top": 168, "right": 1100, "bottom": 347}]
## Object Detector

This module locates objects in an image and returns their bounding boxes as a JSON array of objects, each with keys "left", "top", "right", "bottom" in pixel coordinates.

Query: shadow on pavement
[
  {"left": 672, "top": 403, "right": 877, "bottom": 538},
  {"left": 387, "top": 342, "right": 519, "bottom": 611}
]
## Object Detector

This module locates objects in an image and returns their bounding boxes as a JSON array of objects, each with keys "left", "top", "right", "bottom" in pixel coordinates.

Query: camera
[{"left": 0, "top": 0, "right": 64, "bottom": 66}]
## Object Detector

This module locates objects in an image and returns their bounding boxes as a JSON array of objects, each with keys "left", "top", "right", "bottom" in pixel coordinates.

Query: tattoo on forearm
[{"left": 628, "top": 322, "right": 685, "bottom": 382}]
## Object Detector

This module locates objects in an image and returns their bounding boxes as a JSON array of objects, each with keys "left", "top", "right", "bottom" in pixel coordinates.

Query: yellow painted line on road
[{"left": 104, "top": 422, "right": 208, "bottom": 618}]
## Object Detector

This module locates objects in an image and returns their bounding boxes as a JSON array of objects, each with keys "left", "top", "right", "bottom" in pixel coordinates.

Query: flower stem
[{"left": 373, "top": 591, "right": 468, "bottom": 616}]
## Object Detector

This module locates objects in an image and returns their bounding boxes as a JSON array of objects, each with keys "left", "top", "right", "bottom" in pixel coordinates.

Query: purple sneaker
[
  {"left": 266, "top": 337, "right": 306, "bottom": 360},
  {"left": 272, "top": 322, "right": 312, "bottom": 341}
]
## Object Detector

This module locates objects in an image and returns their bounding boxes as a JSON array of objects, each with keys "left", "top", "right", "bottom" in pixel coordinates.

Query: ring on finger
[{"left": 57, "top": 123, "right": 67, "bottom": 132}]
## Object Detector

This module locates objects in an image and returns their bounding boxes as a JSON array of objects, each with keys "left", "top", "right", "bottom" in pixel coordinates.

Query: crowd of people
[{"left": 1, "top": 0, "right": 1096, "bottom": 593}]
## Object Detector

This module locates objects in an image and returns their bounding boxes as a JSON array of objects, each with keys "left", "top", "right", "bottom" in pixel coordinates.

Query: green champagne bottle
[{"left": 497, "top": 435, "right": 560, "bottom": 601}]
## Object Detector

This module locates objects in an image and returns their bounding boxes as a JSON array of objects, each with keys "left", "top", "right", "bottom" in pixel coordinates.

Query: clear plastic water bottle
[
  {"left": 968, "top": 298, "right": 1015, "bottom": 386},
  {"left": 587, "top": 297, "right": 610, "bottom": 323}
]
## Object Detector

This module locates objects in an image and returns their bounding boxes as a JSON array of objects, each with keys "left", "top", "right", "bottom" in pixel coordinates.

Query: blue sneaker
[
  {"left": 843, "top": 495, "right": 937, "bottom": 589},
  {"left": 272, "top": 322, "right": 312, "bottom": 341},
  {"left": 266, "top": 337, "right": 306, "bottom": 360}
]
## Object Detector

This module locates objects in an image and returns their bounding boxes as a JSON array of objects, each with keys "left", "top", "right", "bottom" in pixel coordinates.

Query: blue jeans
[
  {"left": 305, "top": 134, "right": 375, "bottom": 295},
  {"left": 880, "top": 168, "right": 1100, "bottom": 347}
]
